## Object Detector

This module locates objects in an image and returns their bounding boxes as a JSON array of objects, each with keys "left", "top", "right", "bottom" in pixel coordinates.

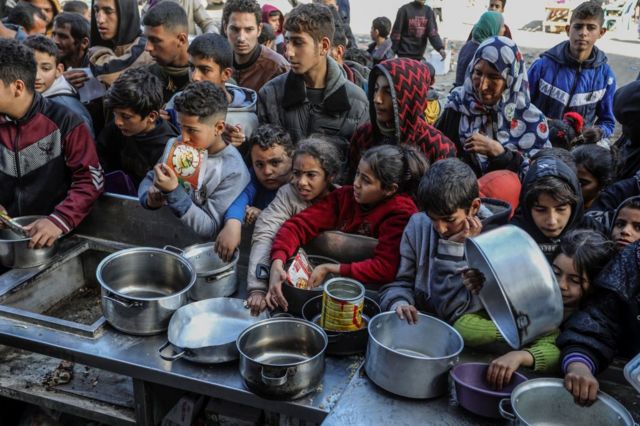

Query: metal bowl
[{"left": 0, "top": 215, "right": 59, "bottom": 268}]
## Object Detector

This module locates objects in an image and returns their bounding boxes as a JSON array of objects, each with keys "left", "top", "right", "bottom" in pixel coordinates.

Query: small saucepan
[{"left": 0, "top": 215, "right": 60, "bottom": 268}]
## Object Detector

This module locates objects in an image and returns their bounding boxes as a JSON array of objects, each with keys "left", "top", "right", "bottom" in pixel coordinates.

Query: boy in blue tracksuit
[{"left": 528, "top": 1, "right": 616, "bottom": 140}]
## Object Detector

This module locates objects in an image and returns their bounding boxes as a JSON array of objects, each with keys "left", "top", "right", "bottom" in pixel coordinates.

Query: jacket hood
[
  {"left": 613, "top": 80, "right": 640, "bottom": 127},
  {"left": 226, "top": 83, "right": 257, "bottom": 112},
  {"left": 43, "top": 76, "right": 76, "bottom": 98},
  {"left": 91, "top": 0, "right": 142, "bottom": 47},
  {"left": 611, "top": 195, "right": 640, "bottom": 233},
  {"left": 478, "top": 197, "right": 512, "bottom": 231},
  {"left": 541, "top": 41, "right": 608, "bottom": 69},
  {"left": 261, "top": 4, "right": 284, "bottom": 35}
]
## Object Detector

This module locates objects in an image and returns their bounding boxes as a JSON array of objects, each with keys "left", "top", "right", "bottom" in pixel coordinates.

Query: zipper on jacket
[
  {"left": 13, "top": 124, "right": 23, "bottom": 215},
  {"left": 565, "top": 64, "right": 582, "bottom": 115}
]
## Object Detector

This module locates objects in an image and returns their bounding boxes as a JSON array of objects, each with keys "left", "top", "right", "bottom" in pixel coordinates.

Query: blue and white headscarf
[{"left": 446, "top": 36, "right": 550, "bottom": 171}]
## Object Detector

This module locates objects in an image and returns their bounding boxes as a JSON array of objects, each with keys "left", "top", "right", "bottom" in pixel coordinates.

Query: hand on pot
[
  {"left": 266, "top": 259, "right": 288, "bottom": 311},
  {"left": 308, "top": 263, "right": 340, "bottom": 288},
  {"left": 246, "top": 291, "right": 267, "bottom": 316},
  {"left": 244, "top": 206, "right": 261, "bottom": 225},
  {"left": 395, "top": 303, "right": 419, "bottom": 325},
  {"left": 460, "top": 268, "right": 485, "bottom": 294},
  {"left": 23, "top": 218, "right": 62, "bottom": 249},
  {"left": 487, "top": 351, "right": 533, "bottom": 390},
  {"left": 215, "top": 219, "right": 241, "bottom": 262},
  {"left": 564, "top": 361, "right": 599, "bottom": 406}
]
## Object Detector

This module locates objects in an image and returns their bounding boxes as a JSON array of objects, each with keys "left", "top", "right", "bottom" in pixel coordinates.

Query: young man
[
  {"left": 258, "top": 3, "right": 369, "bottom": 143},
  {"left": 223, "top": 0, "right": 289, "bottom": 93},
  {"left": 141, "top": 0, "right": 217, "bottom": 36},
  {"left": 0, "top": 39, "right": 102, "bottom": 248},
  {"left": 330, "top": 28, "right": 368, "bottom": 92},
  {"left": 53, "top": 12, "right": 90, "bottom": 69},
  {"left": 367, "top": 16, "right": 394, "bottom": 66},
  {"left": 390, "top": 0, "right": 446, "bottom": 61},
  {"left": 528, "top": 1, "right": 616, "bottom": 140},
  {"left": 312, "top": 0, "right": 356, "bottom": 48},
  {"left": 5, "top": 2, "right": 48, "bottom": 35},
  {"left": 24, "top": 0, "right": 61, "bottom": 35}
]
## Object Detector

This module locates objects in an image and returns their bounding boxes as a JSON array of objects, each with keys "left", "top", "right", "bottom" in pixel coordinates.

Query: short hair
[
  {"left": 362, "top": 144, "right": 428, "bottom": 198},
  {"left": 249, "top": 124, "right": 294, "bottom": 157},
  {"left": 524, "top": 175, "right": 579, "bottom": 210},
  {"left": 142, "top": 1, "right": 188, "bottom": 32},
  {"left": 6, "top": 3, "right": 46, "bottom": 33},
  {"left": 54, "top": 12, "right": 90, "bottom": 42},
  {"left": 285, "top": 3, "right": 334, "bottom": 44},
  {"left": 104, "top": 68, "right": 164, "bottom": 117},
  {"left": 332, "top": 27, "right": 347, "bottom": 48},
  {"left": 62, "top": 0, "right": 89, "bottom": 15},
  {"left": 222, "top": 0, "right": 261, "bottom": 28},
  {"left": 371, "top": 16, "right": 391, "bottom": 38},
  {"left": 557, "top": 229, "right": 614, "bottom": 290},
  {"left": 258, "top": 22, "right": 276, "bottom": 44},
  {"left": 293, "top": 137, "right": 343, "bottom": 181},
  {"left": 24, "top": 35, "right": 60, "bottom": 62},
  {"left": 570, "top": 1, "right": 604, "bottom": 26},
  {"left": 173, "top": 81, "right": 228, "bottom": 122},
  {"left": 571, "top": 144, "right": 615, "bottom": 190},
  {"left": 344, "top": 48, "right": 371, "bottom": 67},
  {"left": 0, "top": 38, "right": 37, "bottom": 92},
  {"left": 188, "top": 33, "right": 233, "bottom": 70},
  {"left": 617, "top": 197, "right": 640, "bottom": 214},
  {"left": 418, "top": 158, "right": 478, "bottom": 214}
]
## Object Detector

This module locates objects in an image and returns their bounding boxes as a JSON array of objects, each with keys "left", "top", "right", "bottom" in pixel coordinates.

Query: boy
[
  {"left": 214, "top": 124, "right": 294, "bottom": 261},
  {"left": 5, "top": 2, "right": 48, "bottom": 35},
  {"left": 62, "top": 0, "right": 90, "bottom": 21},
  {"left": 331, "top": 28, "right": 368, "bottom": 92},
  {"left": 390, "top": 0, "right": 446, "bottom": 61},
  {"left": 611, "top": 197, "right": 640, "bottom": 251},
  {"left": 23, "top": 35, "right": 93, "bottom": 137},
  {"left": 367, "top": 16, "right": 394, "bottom": 65},
  {"left": 99, "top": 68, "right": 178, "bottom": 191},
  {"left": 379, "top": 158, "right": 511, "bottom": 324},
  {"left": 528, "top": 1, "right": 616, "bottom": 140},
  {"left": 138, "top": 81, "right": 250, "bottom": 239},
  {"left": 258, "top": 22, "right": 276, "bottom": 51}
]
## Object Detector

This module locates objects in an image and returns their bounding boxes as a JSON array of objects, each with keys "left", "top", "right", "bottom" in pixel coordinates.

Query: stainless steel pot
[
  {"left": 0, "top": 215, "right": 59, "bottom": 268},
  {"left": 97, "top": 247, "right": 196, "bottom": 335},
  {"left": 465, "top": 225, "right": 563, "bottom": 349},
  {"left": 282, "top": 255, "right": 338, "bottom": 316},
  {"left": 237, "top": 318, "right": 327, "bottom": 399},
  {"left": 499, "top": 378, "right": 636, "bottom": 425},
  {"left": 166, "top": 243, "right": 238, "bottom": 300},
  {"left": 365, "top": 312, "right": 463, "bottom": 399},
  {"left": 159, "top": 298, "right": 267, "bottom": 364}
]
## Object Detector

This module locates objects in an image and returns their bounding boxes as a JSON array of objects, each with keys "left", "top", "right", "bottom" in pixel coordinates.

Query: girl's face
[
  {"left": 292, "top": 154, "right": 329, "bottom": 202},
  {"left": 471, "top": 59, "right": 507, "bottom": 106},
  {"left": 531, "top": 193, "right": 572, "bottom": 239},
  {"left": 353, "top": 159, "right": 397, "bottom": 206},
  {"left": 611, "top": 207, "right": 640, "bottom": 251},
  {"left": 553, "top": 253, "right": 588, "bottom": 308},
  {"left": 576, "top": 164, "right": 599, "bottom": 208},
  {"left": 373, "top": 75, "right": 394, "bottom": 125},
  {"left": 268, "top": 14, "right": 281, "bottom": 33}
]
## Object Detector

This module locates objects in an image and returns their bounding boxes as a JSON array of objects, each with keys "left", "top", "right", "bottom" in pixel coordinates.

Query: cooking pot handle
[
  {"left": 261, "top": 367, "right": 290, "bottom": 386},
  {"left": 498, "top": 398, "right": 515, "bottom": 421},
  {"left": 206, "top": 269, "right": 235, "bottom": 282},
  {"left": 326, "top": 332, "right": 339, "bottom": 343},
  {"left": 103, "top": 294, "right": 142, "bottom": 308},
  {"left": 163, "top": 245, "right": 185, "bottom": 256},
  {"left": 158, "top": 341, "right": 186, "bottom": 362}
]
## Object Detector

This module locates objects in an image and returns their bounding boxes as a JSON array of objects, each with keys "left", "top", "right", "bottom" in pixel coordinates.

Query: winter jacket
[
  {"left": 43, "top": 75, "right": 94, "bottom": 138},
  {"left": 142, "top": 0, "right": 218, "bottom": 36},
  {"left": 270, "top": 185, "right": 417, "bottom": 289},
  {"left": 233, "top": 45, "right": 289, "bottom": 93},
  {"left": 378, "top": 198, "right": 511, "bottom": 323},
  {"left": 341, "top": 61, "right": 369, "bottom": 93},
  {"left": 258, "top": 56, "right": 369, "bottom": 144},
  {"left": 223, "top": 169, "right": 278, "bottom": 223},
  {"left": 612, "top": 80, "right": 640, "bottom": 180},
  {"left": 390, "top": 1, "right": 444, "bottom": 60},
  {"left": 528, "top": 41, "right": 616, "bottom": 138},
  {"left": 0, "top": 93, "right": 103, "bottom": 234},
  {"left": 349, "top": 58, "right": 456, "bottom": 178},
  {"left": 367, "top": 39, "right": 394, "bottom": 66},
  {"left": 146, "top": 63, "right": 190, "bottom": 104}
]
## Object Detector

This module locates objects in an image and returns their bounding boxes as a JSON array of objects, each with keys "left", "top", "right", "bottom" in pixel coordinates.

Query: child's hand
[
  {"left": 266, "top": 259, "right": 288, "bottom": 311},
  {"left": 23, "top": 218, "right": 63, "bottom": 249},
  {"left": 153, "top": 164, "right": 179, "bottom": 192},
  {"left": 487, "top": 351, "right": 533, "bottom": 390},
  {"left": 564, "top": 361, "right": 599, "bottom": 406},
  {"left": 222, "top": 123, "right": 246, "bottom": 148},
  {"left": 146, "top": 186, "right": 165, "bottom": 209},
  {"left": 158, "top": 110, "right": 171, "bottom": 121},
  {"left": 461, "top": 268, "right": 486, "bottom": 294},
  {"left": 214, "top": 219, "right": 241, "bottom": 262},
  {"left": 244, "top": 206, "right": 262, "bottom": 225},
  {"left": 246, "top": 291, "right": 267, "bottom": 316},
  {"left": 395, "top": 304, "right": 419, "bottom": 325},
  {"left": 448, "top": 216, "right": 483, "bottom": 243},
  {"left": 464, "top": 132, "right": 505, "bottom": 157},
  {"left": 308, "top": 263, "right": 340, "bottom": 288}
]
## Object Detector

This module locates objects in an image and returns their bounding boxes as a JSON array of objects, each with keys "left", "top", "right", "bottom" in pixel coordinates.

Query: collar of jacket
[
  {"left": 233, "top": 44, "right": 263, "bottom": 71},
  {"left": 0, "top": 92, "right": 43, "bottom": 126},
  {"left": 281, "top": 56, "right": 351, "bottom": 112}
]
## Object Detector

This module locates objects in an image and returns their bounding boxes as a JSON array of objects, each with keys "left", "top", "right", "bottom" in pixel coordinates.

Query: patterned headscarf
[{"left": 446, "top": 36, "right": 550, "bottom": 171}]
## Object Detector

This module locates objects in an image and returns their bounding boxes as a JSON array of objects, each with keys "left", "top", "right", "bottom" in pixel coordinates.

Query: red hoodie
[
  {"left": 271, "top": 186, "right": 417, "bottom": 288},
  {"left": 261, "top": 4, "right": 284, "bottom": 36}
]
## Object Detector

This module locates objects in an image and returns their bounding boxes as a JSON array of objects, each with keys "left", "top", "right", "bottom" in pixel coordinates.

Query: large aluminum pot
[
  {"left": 237, "top": 318, "right": 327, "bottom": 399},
  {"left": 97, "top": 247, "right": 196, "bottom": 335},
  {"left": 365, "top": 312, "right": 463, "bottom": 399},
  {"left": 0, "top": 216, "right": 59, "bottom": 268},
  {"left": 281, "top": 255, "right": 338, "bottom": 316},
  {"left": 499, "top": 378, "right": 635, "bottom": 425},
  {"left": 465, "top": 225, "right": 563, "bottom": 349}
]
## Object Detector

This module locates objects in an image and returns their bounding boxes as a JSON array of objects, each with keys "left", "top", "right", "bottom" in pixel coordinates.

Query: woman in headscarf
[{"left": 437, "top": 36, "right": 550, "bottom": 177}]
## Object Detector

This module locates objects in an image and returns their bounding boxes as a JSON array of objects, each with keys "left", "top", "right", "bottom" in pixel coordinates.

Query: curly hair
[
  {"left": 173, "top": 81, "right": 228, "bottom": 122},
  {"left": 294, "top": 137, "right": 343, "bottom": 182},
  {"left": 249, "top": 124, "right": 294, "bottom": 156}
]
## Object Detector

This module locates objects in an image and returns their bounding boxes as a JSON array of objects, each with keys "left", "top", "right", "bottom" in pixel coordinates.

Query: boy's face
[
  {"left": 188, "top": 55, "right": 231, "bottom": 87},
  {"left": 250, "top": 144, "right": 292, "bottom": 191},
  {"left": 178, "top": 113, "right": 225, "bottom": 152},
  {"left": 427, "top": 201, "right": 481, "bottom": 239},
  {"left": 33, "top": 51, "right": 63, "bottom": 93},
  {"left": 113, "top": 107, "right": 155, "bottom": 137},
  {"left": 292, "top": 153, "right": 329, "bottom": 202},
  {"left": 576, "top": 164, "right": 599, "bottom": 206},
  {"left": 30, "top": 0, "right": 54, "bottom": 25},
  {"left": 611, "top": 207, "right": 640, "bottom": 251},
  {"left": 531, "top": 193, "right": 572, "bottom": 238},
  {"left": 226, "top": 12, "right": 261, "bottom": 57},
  {"left": 373, "top": 75, "right": 394, "bottom": 125},
  {"left": 94, "top": 0, "right": 118, "bottom": 42},
  {"left": 552, "top": 253, "right": 587, "bottom": 308},
  {"left": 285, "top": 31, "right": 327, "bottom": 76},
  {"left": 267, "top": 13, "right": 281, "bottom": 33},
  {"left": 488, "top": 0, "right": 504, "bottom": 13},
  {"left": 566, "top": 18, "right": 606, "bottom": 57},
  {"left": 144, "top": 24, "right": 187, "bottom": 67},
  {"left": 370, "top": 27, "right": 378, "bottom": 41}
]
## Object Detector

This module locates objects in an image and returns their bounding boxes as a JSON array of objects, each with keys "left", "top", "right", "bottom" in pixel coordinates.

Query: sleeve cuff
[
  {"left": 271, "top": 250, "right": 288, "bottom": 264},
  {"left": 437, "top": 239, "right": 465, "bottom": 258},
  {"left": 339, "top": 263, "right": 351, "bottom": 277},
  {"left": 48, "top": 213, "right": 71, "bottom": 234},
  {"left": 164, "top": 186, "right": 191, "bottom": 217},
  {"left": 562, "top": 353, "right": 595, "bottom": 375}
]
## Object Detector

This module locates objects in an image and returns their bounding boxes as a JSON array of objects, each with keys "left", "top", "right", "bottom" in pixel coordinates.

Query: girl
[
  {"left": 246, "top": 137, "right": 342, "bottom": 315},
  {"left": 571, "top": 144, "right": 615, "bottom": 209},
  {"left": 267, "top": 145, "right": 428, "bottom": 311},
  {"left": 458, "top": 229, "right": 615, "bottom": 390}
]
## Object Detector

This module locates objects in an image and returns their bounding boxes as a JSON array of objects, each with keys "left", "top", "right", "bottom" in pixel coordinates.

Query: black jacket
[{"left": 613, "top": 80, "right": 640, "bottom": 180}]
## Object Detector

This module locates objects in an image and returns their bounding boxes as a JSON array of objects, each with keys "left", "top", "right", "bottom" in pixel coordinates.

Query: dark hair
[
  {"left": 571, "top": 1, "right": 604, "bottom": 26},
  {"left": 285, "top": 3, "right": 334, "bottom": 44},
  {"left": 0, "top": 38, "right": 36, "bottom": 92},
  {"left": 530, "top": 147, "right": 578, "bottom": 175},
  {"left": 174, "top": 81, "right": 228, "bottom": 122},
  {"left": 418, "top": 158, "right": 478, "bottom": 214},
  {"left": 188, "top": 33, "right": 233, "bottom": 70},
  {"left": 249, "top": 124, "right": 294, "bottom": 157},
  {"left": 104, "top": 68, "right": 163, "bottom": 117},
  {"left": 572, "top": 144, "right": 615, "bottom": 190},
  {"left": 556, "top": 229, "right": 614, "bottom": 290},
  {"left": 142, "top": 1, "right": 188, "bottom": 32},
  {"left": 62, "top": 0, "right": 89, "bottom": 15},
  {"left": 548, "top": 119, "right": 578, "bottom": 150},
  {"left": 6, "top": 3, "right": 46, "bottom": 33},
  {"left": 332, "top": 27, "right": 347, "bottom": 48},
  {"left": 294, "top": 137, "right": 343, "bottom": 182},
  {"left": 371, "top": 16, "right": 391, "bottom": 38},
  {"left": 524, "top": 175, "right": 579, "bottom": 210},
  {"left": 344, "top": 48, "right": 371, "bottom": 67},
  {"left": 24, "top": 35, "right": 60, "bottom": 62},
  {"left": 222, "top": 0, "right": 262, "bottom": 29},
  {"left": 258, "top": 22, "right": 276, "bottom": 44},
  {"left": 617, "top": 198, "right": 640, "bottom": 218},
  {"left": 54, "top": 12, "right": 90, "bottom": 42},
  {"left": 493, "top": 0, "right": 506, "bottom": 7},
  {"left": 361, "top": 145, "right": 428, "bottom": 198}
]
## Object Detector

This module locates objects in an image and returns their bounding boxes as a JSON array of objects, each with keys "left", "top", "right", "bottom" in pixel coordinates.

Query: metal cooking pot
[
  {"left": 237, "top": 317, "right": 327, "bottom": 399},
  {"left": 159, "top": 298, "right": 267, "bottom": 364},
  {"left": 499, "top": 378, "right": 636, "bottom": 425},
  {"left": 166, "top": 243, "right": 239, "bottom": 300},
  {"left": 97, "top": 247, "right": 196, "bottom": 335},
  {"left": 281, "top": 255, "right": 338, "bottom": 316},
  {"left": 465, "top": 225, "right": 563, "bottom": 349},
  {"left": 0, "top": 215, "right": 59, "bottom": 268},
  {"left": 365, "top": 312, "right": 464, "bottom": 399}
]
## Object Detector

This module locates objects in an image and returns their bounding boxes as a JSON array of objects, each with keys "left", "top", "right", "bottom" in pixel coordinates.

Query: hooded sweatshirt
[
  {"left": 390, "top": 1, "right": 444, "bottom": 60},
  {"left": 43, "top": 75, "right": 94, "bottom": 138},
  {"left": 528, "top": 41, "right": 616, "bottom": 138},
  {"left": 261, "top": 4, "right": 285, "bottom": 55},
  {"left": 613, "top": 80, "right": 640, "bottom": 180},
  {"left": 349, "top": 58, "right": 456, "bottom": 178}
]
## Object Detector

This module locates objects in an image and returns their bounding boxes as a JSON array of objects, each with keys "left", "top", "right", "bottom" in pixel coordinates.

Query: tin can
[{"left": 321, "top": 278, "right": 365, "bottom": 332}]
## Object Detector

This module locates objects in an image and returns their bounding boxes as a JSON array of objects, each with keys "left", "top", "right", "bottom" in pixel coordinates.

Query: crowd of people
[{"left": 0, "top": 0, "right": 639, "bottom": 409}]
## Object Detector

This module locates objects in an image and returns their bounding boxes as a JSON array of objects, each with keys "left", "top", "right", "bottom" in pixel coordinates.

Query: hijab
[{"left": 471, "top": 11, "right": 503, "bottom": 43}]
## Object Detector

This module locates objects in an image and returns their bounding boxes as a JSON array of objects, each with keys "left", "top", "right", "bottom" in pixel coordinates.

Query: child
[
  {"left": 138, "top": 81, "right": 250, "bottom": 239},
  {"left": 258, "top": 22, "right": 276, "bottom": 51},
  {"left": 379, "top": 158, "right": 511, "bottom": 324},
  {"left": 331, "top": 28, "right": 368, "bottom": 92},
  {"left": 571, "top": 144, "right": 615, "bottom": 209},
  {"left": 422, "top": 61, "right": 444, "bottom": 126},
  {"left": 367, "top": 16, "right": 393, "bottom": 66},
  {"left": 268, "top": 145, "right": 427, "bottom": 309},
  {"left": 23, "top": 35, "right": 93, "bottom": 136},
  {"left": 390, "top": 0, "right": 446, "bottom": 61},
  {"left": 214, "top": 124, "right": 294, "bottom": 262},
  {"left": 99, "top": 68, "right": 178, "bottom": 191},
  {"left": 261, "top": 3, "right": 285, "bottom": 55},
  {"left": 528, "top": 1, "right": 616, "bottom": 140},
  {"left": 610, "top": 197, "right": 640, "bottom": 252},
  {"left": 248, "top": 138, "right": 343, "bottom": 314}
]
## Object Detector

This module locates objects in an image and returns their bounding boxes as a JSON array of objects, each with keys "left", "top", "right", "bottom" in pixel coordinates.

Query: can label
[{"left": 321, "top": 279, "right": 365, "bottom": 332}]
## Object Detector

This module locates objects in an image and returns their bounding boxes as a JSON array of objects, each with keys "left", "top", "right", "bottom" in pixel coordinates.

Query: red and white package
[{"left": 286, "top": 248, "right": 313, "bottom": 289}]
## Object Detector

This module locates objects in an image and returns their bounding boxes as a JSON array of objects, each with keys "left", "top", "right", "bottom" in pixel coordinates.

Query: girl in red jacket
[{"left": 267, "top": 145, "right": 428, "bottom": 310}]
